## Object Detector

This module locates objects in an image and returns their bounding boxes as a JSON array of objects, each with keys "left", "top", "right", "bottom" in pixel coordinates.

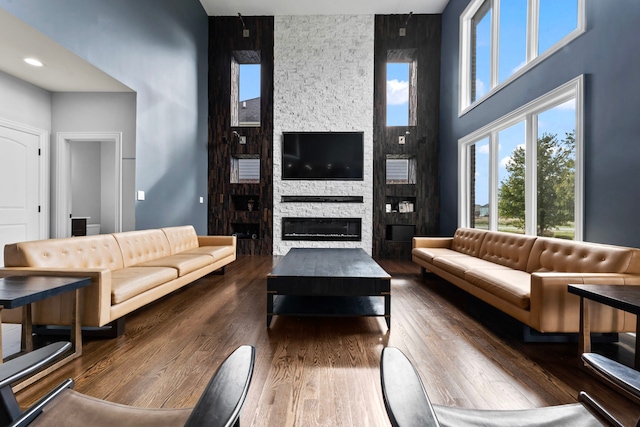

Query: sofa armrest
[
  {"left": 198, "top": 235, "right": 237, "bottom": 248},
  {"left": 412, "top": 237, "right": 452, "bottom": 249},
  {"left": 529, "top": 272, "right": 640, "bottom": 333},
  {"left": 0, "top": 268, "right": 112, "bottom": 327}
]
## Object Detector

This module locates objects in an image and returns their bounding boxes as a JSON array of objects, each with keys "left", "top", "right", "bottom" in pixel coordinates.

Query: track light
[
  {"left": 400, "top": 12, "right": 413, "bottom": 37},
  {"left": 238, "top": 13, "right": 249, "bottom": 37}
]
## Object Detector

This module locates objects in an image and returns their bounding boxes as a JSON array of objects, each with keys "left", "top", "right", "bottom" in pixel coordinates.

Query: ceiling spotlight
[{"left": 24, "top": 57, "right": 43, "bottom": 67}]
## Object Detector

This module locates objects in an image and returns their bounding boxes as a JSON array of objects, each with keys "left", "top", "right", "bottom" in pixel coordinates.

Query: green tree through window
[{"left": 498, "top": 131, "right": 575, "bottom": 236}]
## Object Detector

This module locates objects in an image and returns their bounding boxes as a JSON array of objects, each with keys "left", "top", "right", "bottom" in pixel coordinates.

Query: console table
[
  {"left": 0, "top": 275, "right": 91, "bottom": 389},
  {"left": 568, "top": 284, "right": 640, "bottom": 368}
]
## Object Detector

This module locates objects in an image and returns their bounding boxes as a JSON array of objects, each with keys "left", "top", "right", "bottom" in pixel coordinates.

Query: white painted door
[{"left": 0, "top": 125, "right": 40, "bottom": 267}]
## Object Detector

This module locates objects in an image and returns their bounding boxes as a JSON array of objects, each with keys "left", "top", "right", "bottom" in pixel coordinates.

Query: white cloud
[
  {"left": 475, "top": 79, "right": 486, "bottom": 98},
  {"left": 476, "top": 143, "right": 490, "bottom": 154},
  {"left": 500, "top": 144, "right": 525, "bottom": 167},
  {"left": 511, "top": 61, "right": 526, "bottom": 74},
  {"left": 556, "top": 99, "right": 576, "bottom": 110},
  {"left": 387, "top": 79, "right": 409, "bottom": 105}
]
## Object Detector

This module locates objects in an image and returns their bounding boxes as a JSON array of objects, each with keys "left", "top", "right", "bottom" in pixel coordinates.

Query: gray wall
[
  {"left": 0, "top": 0, "right": 209, "bottom": 234},
  {"left": 440, "top": 0, "right": 640, "bottom": 247},
  {"left": 70, "top": 141, "right": 101, "bottom": 223},
  {"left": 52, "top": 92, "right": 137, "bottom": 231},
  {"left": 0, "top": 71, "right": 51, "bottom": 130}
]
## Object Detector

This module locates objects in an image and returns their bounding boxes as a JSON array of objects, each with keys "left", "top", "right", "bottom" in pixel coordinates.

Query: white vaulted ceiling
[{"left": 199, "top": 0, "right": 450, "bottom": 16}]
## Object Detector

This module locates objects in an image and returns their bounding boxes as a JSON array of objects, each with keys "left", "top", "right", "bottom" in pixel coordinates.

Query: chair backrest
[
  {"left": 184, "top": 345, "right": 256, "bottom": 427},
  {"left": 380, "top": 347, "right": 440, "bottom": 427}
]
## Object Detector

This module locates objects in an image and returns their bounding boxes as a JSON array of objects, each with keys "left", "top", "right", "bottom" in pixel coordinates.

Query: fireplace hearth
[{"left": 282, "top": 218, "right": 362, "bottom": 241}]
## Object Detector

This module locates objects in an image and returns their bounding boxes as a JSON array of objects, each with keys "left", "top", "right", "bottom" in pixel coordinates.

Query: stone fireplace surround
[{"left": 273, "top": 15, "right": 374, "bottom": 256}]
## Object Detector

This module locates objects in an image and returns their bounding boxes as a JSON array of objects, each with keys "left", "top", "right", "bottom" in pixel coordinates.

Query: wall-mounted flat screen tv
[{"left": 282, "top": 131, "right": 364, "bottom": 180}]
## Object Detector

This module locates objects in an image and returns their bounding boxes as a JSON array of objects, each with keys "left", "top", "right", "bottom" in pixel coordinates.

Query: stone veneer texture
[{"left": 273, "top": 15, "right": 374, "bottom": 255}]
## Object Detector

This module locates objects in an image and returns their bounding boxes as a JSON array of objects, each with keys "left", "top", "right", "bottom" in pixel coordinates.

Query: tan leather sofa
[
  {"left": 413, "top": 228, "right": 640, "bottom": 334},
  {"left": 0, "top": 225, "right": 236, "bottom": 331}
]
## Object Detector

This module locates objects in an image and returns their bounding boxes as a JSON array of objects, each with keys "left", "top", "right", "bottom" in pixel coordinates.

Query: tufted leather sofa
[
  {"left": 413, "top": 228, "right": 640, "bottom": 334},
  {"left": 0, "top": 225, "right": 236, "bottom": 330}
]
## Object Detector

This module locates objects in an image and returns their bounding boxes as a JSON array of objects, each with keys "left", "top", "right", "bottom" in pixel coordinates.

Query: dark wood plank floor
[{"left": 15, "top": 256, "right": 640, "bottom": 426}]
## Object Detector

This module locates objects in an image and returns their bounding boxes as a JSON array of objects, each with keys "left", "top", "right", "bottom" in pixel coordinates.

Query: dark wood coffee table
[
  {"left": 568, "top": 284, "right": 640, "bottom": 368},
  {"left": 267, "top": 248, "right": 391, "bottom": 328}
]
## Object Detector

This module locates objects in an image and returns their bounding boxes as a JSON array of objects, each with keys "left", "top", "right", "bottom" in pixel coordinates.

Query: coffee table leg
[
  {"left": 267, "top": 292, "right": 274, "bottom": 328},
  {"left": 384, "top": 293, "right": 391, "bottom": 329}
]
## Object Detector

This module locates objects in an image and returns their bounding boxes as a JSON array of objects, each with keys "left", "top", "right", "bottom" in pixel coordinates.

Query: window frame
[
  {"left": 458, "top": 75, "right": 584, "bottom": 240},
  {"left": 459, "top": 0, "right": 585, "bottom": 116}
]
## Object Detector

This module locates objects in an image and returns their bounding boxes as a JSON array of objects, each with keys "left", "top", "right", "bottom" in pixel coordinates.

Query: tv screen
[{"left": 282, "top": 132, "right": 364, "bottom": 180}]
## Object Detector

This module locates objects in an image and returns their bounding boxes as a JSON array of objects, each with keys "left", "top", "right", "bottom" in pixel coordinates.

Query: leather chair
[
  {"left": 0, "top": 342, "right": 255, "bottom": 427},
  {"left": 380, "top": 346, "right": 640, "bottom": 427}
]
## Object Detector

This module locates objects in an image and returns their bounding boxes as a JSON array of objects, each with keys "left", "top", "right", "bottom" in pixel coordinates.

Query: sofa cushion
[
  {"left": 113, "top": 229, "right": 172, "bottom": 268},
  {"left": 464, "top": 268, "right": 531, "bottom": 310},
  {"left": 136, "top": 254, "right": 214, "bottom": 276},
  {"left": 526, "top": 237, "right": 640, "bottom": 274},
  {"left": 479, "top": 232, "right": 537, "bottom": 271},
  {"left": 183, "top": 245, "right": 235, "bottom": 260},
  {"left": 161, "top": 226, "right": 200, "bottom": 255},
  {"left": 111, "top": 267, "right": 178, "bottom": 304},
  {"left": 412, "top": 248, "right": 460, "bottom": 264},
  {"left": 3, "top": 234, "right": 124, "bottom": 270},
  {"left": 433, "top": 255, "right": 510, "bottom": 278},
  {"left": 451, "top": 228, "right": 488, "bottom": 257}
]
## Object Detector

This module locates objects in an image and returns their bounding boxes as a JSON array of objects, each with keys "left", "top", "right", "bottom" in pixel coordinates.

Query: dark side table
[
  {"left": 0, "top": 275, "right": 91, "bottom": 390},
  {"left": 568, "top": 284, "right": 640, "bottom": 368}
]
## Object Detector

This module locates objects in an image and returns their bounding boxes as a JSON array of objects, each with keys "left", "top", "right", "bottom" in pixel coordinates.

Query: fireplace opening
[{"left": 282, "top": 218, "right": 362, "bottom": 241}]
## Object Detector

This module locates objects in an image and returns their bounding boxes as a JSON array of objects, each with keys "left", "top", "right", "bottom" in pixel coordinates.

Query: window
[
  {"left": 387, "top": 63, "right": 410, "bottom": 126},
  {"left": 459, "top": 0, "right": 584, "bottom": 115},
  {"left": 231, "top": 50, "right": 261, "bottom": 127},
  {"left": 387, "top": 49, "right": 417, "bottom": 126},
  {"left": 459, "top": 75, "right": 583, "bottom": 240}
]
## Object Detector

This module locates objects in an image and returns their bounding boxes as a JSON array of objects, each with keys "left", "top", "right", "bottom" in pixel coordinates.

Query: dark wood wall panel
[
  {"left": 208, "top": 16, "right": 274, "bottom": 255},
  {"left": 373, "top": 15, "right": 441, "bottom": 259}
]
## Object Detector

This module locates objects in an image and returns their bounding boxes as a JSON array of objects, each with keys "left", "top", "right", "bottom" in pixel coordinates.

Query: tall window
[
  {"left": 460, "top": 0, "right": 584, "bottom": 114},
  {"left": 231, "top": 50, "right": 261, "bottom": 127},
  {"left": 387, "top": 63, "right": 410, "bottom": 126},
  {"left": 459, "top": 76, "right": 582, "bottom": 240}
]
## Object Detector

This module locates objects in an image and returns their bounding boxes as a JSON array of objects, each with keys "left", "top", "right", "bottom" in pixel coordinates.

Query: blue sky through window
[
  {"left": 387, "top": 63, "right": 410, "bottom": 126},
  {"left": 239, "top": 64, "right": 260, "bottom": 102},
  {"left": 474, "top": 0, "right": 578, "bottom": 101}
]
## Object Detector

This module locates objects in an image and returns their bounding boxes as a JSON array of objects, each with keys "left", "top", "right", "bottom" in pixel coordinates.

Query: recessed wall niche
[{"left": 230, "top": 155, "right": 260, "bottom": 184}]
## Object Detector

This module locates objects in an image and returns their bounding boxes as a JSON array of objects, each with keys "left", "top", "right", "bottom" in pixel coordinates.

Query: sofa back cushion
[
  {"left": 113, "top": 229, "right": 171, "bottom": 268},
  {"left": 4, "top": 234, "right": 124, "bottom": 270},
  {"left": 451, "top": 228, "right": 488, "bottom": 257},
  {"left": 526, "top": 237, "right": 640, "bottom": 274},
  {"left": 161, "top": 225, "right": 199, "bottom": 255},
  {"left": 479, "top": 232, "right": 537, "bottom": 271}
]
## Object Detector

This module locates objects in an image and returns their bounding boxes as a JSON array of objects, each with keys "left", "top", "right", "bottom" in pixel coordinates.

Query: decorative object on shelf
[
  {"left": 247, "top": 198, "right": 254, "bottom": 211},
  {"left": 386, "top": 204, "right": 392, "bottom": 213}
]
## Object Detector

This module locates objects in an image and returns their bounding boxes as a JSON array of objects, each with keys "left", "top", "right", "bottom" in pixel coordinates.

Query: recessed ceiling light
[{"left": 24, "top": 57, "right": 43, "bottom": 67}]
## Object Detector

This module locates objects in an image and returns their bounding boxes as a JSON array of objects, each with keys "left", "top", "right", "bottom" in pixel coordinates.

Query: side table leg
[
  {"left": 634, "top": 315, "right": 640, "bottom": 369},
  {"left": 71, "top": 289, "right": 82, "bottom": 356},
  {"left": 21, "top": 304, "right": 33, "bottom": 353},
  {"left": 578, "top": 296, "right": 591, "bottom": 357}
]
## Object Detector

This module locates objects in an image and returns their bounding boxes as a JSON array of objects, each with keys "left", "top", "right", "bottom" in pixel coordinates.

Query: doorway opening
[{"left": 52, "top": 132, "right": 122, "bottom": 238}]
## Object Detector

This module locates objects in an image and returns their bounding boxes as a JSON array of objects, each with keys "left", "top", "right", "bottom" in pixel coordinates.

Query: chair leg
[{"left": 0, "top": 386, "right": 21, "bottom": 426}]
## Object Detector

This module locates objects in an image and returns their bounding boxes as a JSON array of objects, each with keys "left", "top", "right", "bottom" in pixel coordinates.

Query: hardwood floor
[{"left": 14, "top": 256, "right": 640, "bottom": 426}]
